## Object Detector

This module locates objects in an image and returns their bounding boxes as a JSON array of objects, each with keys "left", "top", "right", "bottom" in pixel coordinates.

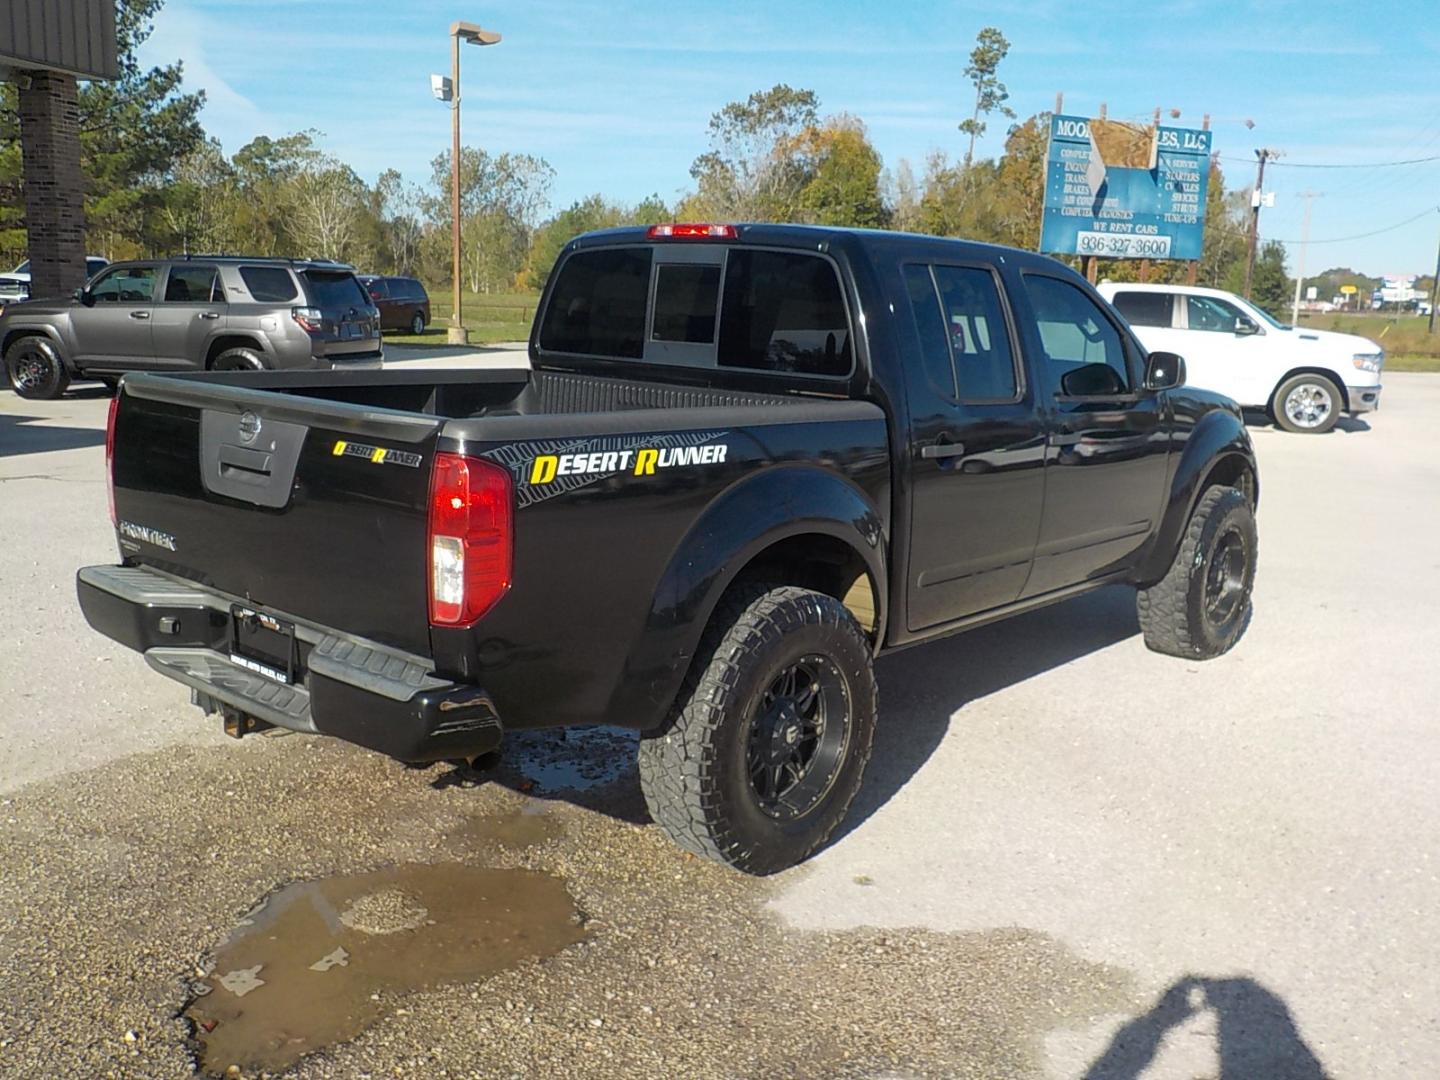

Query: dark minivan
[{"left": 360, "top": 275, "right": 431, "bottom": 335}]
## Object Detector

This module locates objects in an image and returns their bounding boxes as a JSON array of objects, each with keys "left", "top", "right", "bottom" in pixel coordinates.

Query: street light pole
[
  {"left": 450, "top": 30, "right": 464, "bottom": 344},
  {"left": 445, "top": 20, "right": 502, "bottom": 347}
]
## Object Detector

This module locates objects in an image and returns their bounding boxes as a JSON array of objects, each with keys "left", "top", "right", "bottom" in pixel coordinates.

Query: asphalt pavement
[{"left": 1, "top": 369, "right": 1436, "bottom": 1078}]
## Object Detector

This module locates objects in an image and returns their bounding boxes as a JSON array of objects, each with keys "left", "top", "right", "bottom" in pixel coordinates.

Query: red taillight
[
  {"left": 647, "top": 223, "right": 738, "bottom": 239},
  {"left": 291, "top": 306, "right": 324, "bottom": 332},
  {"left": 427, "top": 452, "right": 513, "bottom": 626},
  {"left": 105, "top": 393, "right": 119, "bottom": 527}
]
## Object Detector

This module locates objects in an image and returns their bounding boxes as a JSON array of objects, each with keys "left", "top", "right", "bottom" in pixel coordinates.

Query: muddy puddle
[
  {"left": 186, "top": 863, "right": 585, "bottom": 1075},
  {"left": 505, "top": 726, "right": 638, "bottom": 792}
]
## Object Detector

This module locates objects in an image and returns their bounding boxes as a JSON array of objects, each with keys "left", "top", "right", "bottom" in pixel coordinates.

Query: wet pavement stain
[
  {"left": 458, "top": 805, "right": 561, "bottom": 850},
  {"left": 504, "top": 726, "right": 639, "bottom": 793},
  {"left": 185, "top": 863, "right": 585, "bottom": 1076}
]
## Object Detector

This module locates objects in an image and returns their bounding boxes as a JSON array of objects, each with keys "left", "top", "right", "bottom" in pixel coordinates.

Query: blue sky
[{"left": 139, "top": 0, "right": 1440, "bottom": 277}]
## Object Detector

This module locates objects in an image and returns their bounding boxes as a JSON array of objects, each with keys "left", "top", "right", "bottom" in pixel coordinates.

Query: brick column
[{"left": 18, "top": 70, "right": 86, "bottom": 299}]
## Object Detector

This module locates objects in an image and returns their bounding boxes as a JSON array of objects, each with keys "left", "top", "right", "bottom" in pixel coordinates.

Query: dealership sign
[{"left": 1041, "top": 114, "right": 1211, "bottom": 260}]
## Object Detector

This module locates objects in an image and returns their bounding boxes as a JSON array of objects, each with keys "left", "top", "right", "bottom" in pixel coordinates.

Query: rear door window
[
  {"left": 1112, "top": 291, "right": 1175, "bottom": 328},
  {"left": 239, "top": 266, "right": 298, "bottom": 303},
  {"left": 539, "top": 248, "right": 653, "bottom": 359},
  {"left": 163, "top": 265, "right": 220, "bottom": 303},
  {"left": 303, "top": 271, "right": 369, "bottom": 310},
  {"left": 930, "top": 265, "right": 1019, "bottom": 401},
  {"left": 717, "top": 250, "right": 851, "bottom": 376}
]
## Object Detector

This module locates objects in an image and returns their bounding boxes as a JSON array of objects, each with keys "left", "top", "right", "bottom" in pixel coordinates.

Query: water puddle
[
  {"left": 505, "top": 726, "right": 638, "bottom": 793},
  {"left": 186, "top": 863, "right": 585, "bottom": 1075}
]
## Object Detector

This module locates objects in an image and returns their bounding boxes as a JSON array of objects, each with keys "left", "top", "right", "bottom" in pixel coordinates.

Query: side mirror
[
  {"left": 73, "top": 287, "right": 94, "bottom": 306},
  {"left": 1144, "top": 351, "right": 1186, "bottom": 391},
  {"left": 1234, "top": 316, "right": 1260, "bottom": 336}
]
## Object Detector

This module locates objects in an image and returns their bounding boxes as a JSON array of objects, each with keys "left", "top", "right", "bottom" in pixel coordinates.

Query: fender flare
[
  {"left": 1136, "top": 407, "right": 1258, "bottom": 585},
  {"left": 604, "top": 464, "right": 887, "bottom": 730},
  {"left": 1, "top": 323, "right": 71, "bottom": 372}
]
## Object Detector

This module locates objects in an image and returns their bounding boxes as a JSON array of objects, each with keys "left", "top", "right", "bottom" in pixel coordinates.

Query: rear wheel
[
  {"left": 1272, "top": 373, "right": 1341, "bottom": 434},
  {"left": 5, "top": 336, "right": 70, "bottom": 399},
  {"left": 638, "top": 584, "right": 877, "bottom": 875},
  {"left": 409, "top": 311, "right": 426, "bottom": 336},
  {"left": 1137, "top": 486, "right": 1257, "bottom": 659},
  {"left": 211, "top": 347, "right": 266, "bottom": 372}
]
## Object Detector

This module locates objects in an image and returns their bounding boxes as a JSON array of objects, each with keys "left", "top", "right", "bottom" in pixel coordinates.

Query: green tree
[
  {"left": 688, "top": 84, "right": 819, "bottom": 220},
  {"left": 423, "top": 147, "right": 554, "bottom": 292},
  {"left": 1224, "top": 239, "right": 1290, "bottom": 316},
  {"left": 82, "top": 0, "right": 205, "bottom": 255},
  {"left": 0, "top": 0, "right": 204, "bottom": 262},
  {"left": 522, "top": 193, "right": 673, "bottom": 291},
  {"left": 958, "top": 27, "right": 1015, "bottom": 168},
  {"left": 795, "top": 116, "right": 889, "bottom": 229}
]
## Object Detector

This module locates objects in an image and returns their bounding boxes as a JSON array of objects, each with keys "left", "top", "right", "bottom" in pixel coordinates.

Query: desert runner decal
[
  {"left": 331, "top": 440, "right": 424, "bottom": 468},
  {"left": 484, "top": 430, "right": 729, "bottom": 508},
  {"left": 529, "top": 442, "right": 728, "bottom": 484}
]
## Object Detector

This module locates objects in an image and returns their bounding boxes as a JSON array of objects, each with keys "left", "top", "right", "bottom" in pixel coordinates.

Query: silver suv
[{"left": 1, "top": 257, "right": 383, "bottom": 399}]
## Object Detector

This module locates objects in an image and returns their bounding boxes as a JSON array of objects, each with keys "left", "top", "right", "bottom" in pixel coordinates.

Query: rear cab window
[{"left": 538, "top": 244, "right": 852, "bottom": 378}]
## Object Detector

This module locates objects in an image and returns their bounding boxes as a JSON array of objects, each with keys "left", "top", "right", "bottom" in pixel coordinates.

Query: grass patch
[
  {"left": 387, "top": 290, "right": 537, "bottom": 347},
  {"left": 1294, "top": 312, "right": 1440, "bottom": 373}
]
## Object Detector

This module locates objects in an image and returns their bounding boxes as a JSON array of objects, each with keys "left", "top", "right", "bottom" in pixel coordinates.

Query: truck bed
[{"left": 104, "top": 365, "right": 889, "bottom": 736}]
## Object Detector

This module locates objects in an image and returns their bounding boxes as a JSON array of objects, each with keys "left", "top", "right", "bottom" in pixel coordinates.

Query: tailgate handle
[
  {"left": 200, "top": 409, "right": 307, "bottom": 509},
  {"left": 217, "top": 444, "right": 274, "bottom": 481}
]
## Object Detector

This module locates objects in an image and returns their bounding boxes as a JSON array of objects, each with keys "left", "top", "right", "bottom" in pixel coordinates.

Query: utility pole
[
  {"left": 1290, "top": 191, "right": 1321, "bottom": 325},
  {"left": 1429, "top": 220, "right": 1440, "bottom": 334},
  {"left": 1243, "top": 148, "right": 1279, "bottom": 300}
]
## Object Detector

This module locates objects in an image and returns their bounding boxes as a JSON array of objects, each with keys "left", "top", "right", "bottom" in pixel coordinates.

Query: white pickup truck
[{"left": 1099, "top": 283, "right": 1383, "bottom": 434}]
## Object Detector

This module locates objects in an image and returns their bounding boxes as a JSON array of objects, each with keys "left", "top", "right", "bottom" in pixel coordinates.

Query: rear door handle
[
  {"left": 198, "top": 311, "right": 220, "bottom": 320},
  {"left": 919, "top": 440, "right": 967, "bottom": 459},
  {"left": 129, "top": 310, "right": 150, "bottom": 320}
]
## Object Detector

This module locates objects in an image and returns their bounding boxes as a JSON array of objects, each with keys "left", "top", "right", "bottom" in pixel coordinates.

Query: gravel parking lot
[{"left": 1, "top": 372, "right": 1437, "bottom": 1079}]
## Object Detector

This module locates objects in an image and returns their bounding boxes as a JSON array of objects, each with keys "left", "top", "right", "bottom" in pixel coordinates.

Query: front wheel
[
  {"left": 1273, "top": 373, "right": 1341, "bottom": 434},
  {"left": 1137, "top": 486, "right": 1257, "bottom": 659},
  {"left": 638, "top": 585, "right": 877, "bottom": 875},
  {"left": 5, "top": 336, "right": 70, "bottom": 400}
]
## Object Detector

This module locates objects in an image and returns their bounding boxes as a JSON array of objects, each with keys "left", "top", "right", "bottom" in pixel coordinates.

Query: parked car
[
  {"left": 359, "top": 275, "right": 431, "bottom": 335},
  {"left": 0, "top": 256, "right": 110, "bottom": 300},
  {"left": 79, "top": 224, "right": 1258, "bottom": 874},
  {"left": 1, "top": 256, "right": 383, "bottom": 398},
  {"left": 1099, "top": 282, "right": 1383, "bottom": 434}
]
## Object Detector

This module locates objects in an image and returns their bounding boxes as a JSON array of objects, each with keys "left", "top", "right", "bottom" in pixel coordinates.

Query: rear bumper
[
  {"left": 76, "top": 564, "right": 500, "bottom": 762},
  {"left": 1346, "top": 382, "right": 1381, "bottom": 414},
  {"left": 320, "top": 348, "right": 384, "bottom": 370}
]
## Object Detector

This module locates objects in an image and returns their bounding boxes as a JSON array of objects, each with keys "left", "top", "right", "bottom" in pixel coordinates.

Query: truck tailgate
[{"left": 111, "top": 374, "right": 442, "bottom": 656}]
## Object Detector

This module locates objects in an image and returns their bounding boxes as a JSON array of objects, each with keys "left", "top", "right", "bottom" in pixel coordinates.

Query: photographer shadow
[{"left": 1085, "top": 975, "right": 1328, "bottom": 1080}]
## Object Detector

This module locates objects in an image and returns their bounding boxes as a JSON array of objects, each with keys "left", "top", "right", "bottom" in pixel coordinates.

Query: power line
[
  {"left": 1268, "top": 206, "right": 1439, "bottom": 245},
  {"left": 1269, "top": 152, "right": 1440, "bottom": 169}
]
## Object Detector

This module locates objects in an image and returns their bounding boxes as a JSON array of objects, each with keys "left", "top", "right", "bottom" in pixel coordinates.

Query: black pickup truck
[{"left": 79, "top": 224, "right": 1258, "bottom": 874}]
